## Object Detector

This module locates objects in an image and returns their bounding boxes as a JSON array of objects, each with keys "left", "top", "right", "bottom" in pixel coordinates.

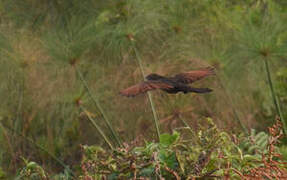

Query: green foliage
[
  {"left": 15, "top": 159, "right": 73, "bottom": 180},
  {"left": 159, "top": 131, "right": 180, "bottom": 147},
  {"left": 78, "top": 118, "right": 284, "bottom": 179},
  {"left": 15, "top": 159, "right": 47, "bottom": 180},
  {"left": 13, "top": 118, "right": 287, "bottom": 179},
  {"left": 240, "top": 129, "right": 269, "bottom": 155},
  {"left": 43, "top": 14, "right": 99, "bottom": 65}
]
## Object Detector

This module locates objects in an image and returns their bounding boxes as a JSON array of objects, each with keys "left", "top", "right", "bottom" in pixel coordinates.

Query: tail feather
[{"left": 187, "top": 87, "right": 213, "bottom": 93}]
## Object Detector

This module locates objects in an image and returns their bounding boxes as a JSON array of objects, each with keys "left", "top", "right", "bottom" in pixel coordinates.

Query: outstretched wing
[
  {"left": 120, "top": 81, "right": 173, "bottom": 97},
  {"left": 174, "top": 67, "right": 215, "bottom": 84}
]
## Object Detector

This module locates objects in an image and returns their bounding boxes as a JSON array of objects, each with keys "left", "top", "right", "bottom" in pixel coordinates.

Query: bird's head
[{"left": 145, "top": 73, "right": 164, "bottom": 80}]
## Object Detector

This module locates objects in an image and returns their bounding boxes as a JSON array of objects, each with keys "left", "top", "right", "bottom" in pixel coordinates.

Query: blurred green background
[{"left": 0, "top": 0, "right": 286, "bottom": 178}]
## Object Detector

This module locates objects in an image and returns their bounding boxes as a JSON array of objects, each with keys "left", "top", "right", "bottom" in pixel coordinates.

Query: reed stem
[
  {"left": 263, "top": 57, "right": 287, "bottom": 134},
  {"left": 80, "top": 106, "right": 114, "bottom": 150},
  {"left": 74, "top": 66, "right": 122, "bottom": 147},
  {"left": 132, "top": 45, "right": 161, "bottom": 140}
]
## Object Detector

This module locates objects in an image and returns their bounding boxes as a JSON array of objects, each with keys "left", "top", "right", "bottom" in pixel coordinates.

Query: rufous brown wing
[
  {"left": 173, "top": 67, "right": 215, "bottom": 84},
  {"left": 120, "top": 81, "right": 173, "bottom": 97}
]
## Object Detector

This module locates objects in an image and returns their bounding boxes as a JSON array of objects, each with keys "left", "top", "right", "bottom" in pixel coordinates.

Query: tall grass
[
  {"left": 223, "top": 0, "right": 287, "bottom": 134},
  {"left": 132, "top": 44, "right": 161, "bottom": 140},
  {"left": 0, "top": 0, "right": 286, "bottom": 177},
  {"left": 0, "top": 122, "right": 75, "bottom": 177},
  {"left": 75, "top": 66, "right": 121, "bottom": 147},
  {"left": 42, "top": 10, "right": 124, "bottom": 147},
  {"left": 264, "top": 57, "right": 286, "bottom": 133}
]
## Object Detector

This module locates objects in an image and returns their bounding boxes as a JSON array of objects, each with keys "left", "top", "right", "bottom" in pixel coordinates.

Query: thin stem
[
  {"left": 74, "top": 65, "right": 122, "bottom": 147},
  {"left": 80, "top": 106, "right": 114, "bottom": 150},
  {"left": 0, "top": 122, "right": 75, "bottom": 177},
  {"left": 263, "top": 58, "right": 287, "bottom": 134},
  {"left": 178, "top": 115, "right": 202, "bottom": 145},
  {"left": 178, "top": 115, "right": 194, "bottom": 135},
  {"left": 132, "top": 45, "right": 161, "bottom": 140}
]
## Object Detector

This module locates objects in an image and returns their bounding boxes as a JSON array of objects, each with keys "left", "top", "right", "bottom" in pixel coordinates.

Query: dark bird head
[{"left": 145, "top": 73, "right": 164, "bottom": 80}]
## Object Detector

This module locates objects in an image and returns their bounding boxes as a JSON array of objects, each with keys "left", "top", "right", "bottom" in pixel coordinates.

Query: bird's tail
[{"left": 186, "top": 87, "right": 213, "bottom": 93}]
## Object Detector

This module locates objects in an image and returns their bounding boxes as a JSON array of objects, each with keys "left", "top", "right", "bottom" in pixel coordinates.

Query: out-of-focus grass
[{"left": 0, "top": 0, "right": 286, "bottom": 177}]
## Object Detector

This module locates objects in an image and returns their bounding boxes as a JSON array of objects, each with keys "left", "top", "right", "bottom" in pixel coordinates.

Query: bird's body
[{"left": 120, "top": 67, "right": 215, "bottom": 97}]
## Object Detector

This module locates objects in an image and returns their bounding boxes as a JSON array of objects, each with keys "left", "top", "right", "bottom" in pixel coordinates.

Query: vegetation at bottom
[
  {"left": 16, "top": 118, "right": 287, "bottom": 179},
  {"left": 0, "top": 0, "right": 287, "bottom": 179}
]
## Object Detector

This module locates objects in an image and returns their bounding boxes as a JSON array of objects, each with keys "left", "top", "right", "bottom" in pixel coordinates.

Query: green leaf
[
  {"left": 159, "top": 151, "right": 178, "bottom": 169},
  {"left": 159, "top": 131, "right": 180, "bottom": 147},
  {"left": 138, "top": 167, "right": 155, "bottom": 177}
]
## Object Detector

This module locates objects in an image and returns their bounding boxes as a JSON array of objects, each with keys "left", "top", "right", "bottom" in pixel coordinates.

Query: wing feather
[
  {"left": 174, "top": 67, "right": 215, "bottom": 84},
  {"left": 120, "top": 81, "right": 173, "bottom": 97}
]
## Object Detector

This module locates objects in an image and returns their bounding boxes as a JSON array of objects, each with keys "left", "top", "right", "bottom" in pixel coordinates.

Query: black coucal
[{"left": 120, "top": 67, "right": 215, "bottom": 97}]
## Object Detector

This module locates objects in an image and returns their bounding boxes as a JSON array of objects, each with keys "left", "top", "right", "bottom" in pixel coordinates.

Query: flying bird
[{"left": 120, "top": 67, "right": 215, "bottom": 97}]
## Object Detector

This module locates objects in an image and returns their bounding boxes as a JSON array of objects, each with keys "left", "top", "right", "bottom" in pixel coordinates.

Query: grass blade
[
  {"left": 132, "top": 45, "right": 161, "bottom": 140},
  {"left": 74, "top": 65, "right": 122, "bottom": 147},
  {"left": 178, "top": 115, "right": 195, "bottom": 136},
  {"left": 80, "top": 106, "right": 114, "bottom": 150}
]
